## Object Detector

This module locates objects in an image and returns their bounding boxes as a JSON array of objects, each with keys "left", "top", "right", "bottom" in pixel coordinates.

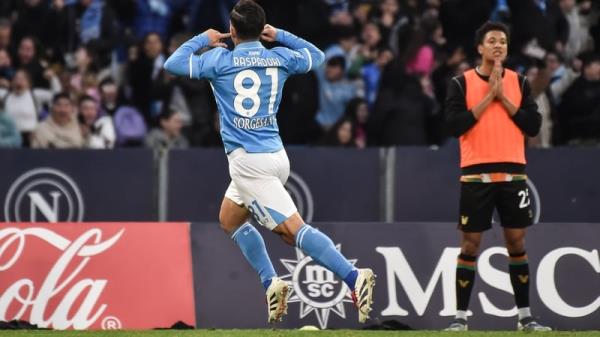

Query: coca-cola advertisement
[{"left": 0, "top": 222, "right": 196, "bottom": 329}]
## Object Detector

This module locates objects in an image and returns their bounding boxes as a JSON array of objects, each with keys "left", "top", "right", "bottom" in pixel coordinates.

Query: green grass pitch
[{"left": 0, "top": 331, "right": 599, "bottom": 337}]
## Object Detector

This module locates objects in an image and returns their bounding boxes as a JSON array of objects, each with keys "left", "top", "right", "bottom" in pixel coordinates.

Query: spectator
[
  {"left": 439, "top": 0, "right": 494, "bottom": 59},
  {"left": 69, "top": 46, "right": 101, "bottom": 100},
  {"left": 368, "top": 0, "right": 402, "bottom": 44},
  {"left": 200, "top": 110, "right": 223, "bottom": 148},
  {"left": 320, "top": 116, "right": 357, "bottom": 147},
  {"left": 48, "top": 0, "right": 119, "bottom": 68},
  {"left": 0, "top": 68, "right": 62, "bottom": 146},
  {"left": 559, "top": 0, "right": 594, "bottom": 62},
  {"left": 324, "top": 26, "right": 362, "bottom": 78},
  {"left": 525, "top": 65, "right": 555, "bottom": 148},
  {"left": 556, "top": 54, "right": 600, "bottom": 145},
  {"left": 78, "top": 94, "right": 116, "bottom": 149},
  {"left": 508, "top": 0, "right": 569, "bottom": 59},
  {"left": 362, "top": 48, "right": 394, "bottom": 107},
  {"left": 144, "top": 108, "right": 188, "bottom": 150},
  {"left": 0, "top": 110, "right": 21, "bottom": 148},
  {"left": 13, "top": 36, "right": 49, "bottom": 89},
  {"left": 344, "top": 97, "right": 369, "bottom": 148},
  {"left": 165, "top": 32, "right": 215, "bottom": 145},
  {"left": 315, "top": 56, "right": 363, "bottom": 131},
  {"left": 11, "top": 0, "right": 51, "bottom": 50},
  {"left": 0, "top": 49, "right": 15, "bottom": 86},
  {"left": 127, "top": 32, "right": 169, "bottom": 125},
  {"left": 133, "top": 0, "right": 184, "bottom": 43},
  {"left": 545, "top": 51, "right": 580, "bottom": 103},
  {"left": 98, "top": 77, "right": 124, "bottom": 116},
  {"left": 31, "top": 93, "right": 84, "bottom": 148},
  {"left": 358, "top": 22, "right": 384, "bottom": 65},
  {"left": 276, "top": 71, "right": 320, "bottom": 145},
  {"left": 368, "top": 60, "right": 435, "bottom": 146},
  {"left": 0, "top": 18, "right": 12, "bottom": 52}
]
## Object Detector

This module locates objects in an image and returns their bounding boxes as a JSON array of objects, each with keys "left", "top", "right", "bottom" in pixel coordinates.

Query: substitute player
[
  {"left": 444, "top": 21, "right": 551, "bottom": 331},
  {"left": 164, "top": 0, "right": 374, "bottom": 324}
]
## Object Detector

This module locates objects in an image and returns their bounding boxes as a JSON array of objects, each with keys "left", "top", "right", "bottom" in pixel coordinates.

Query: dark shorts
[{"left": 458, "top": 180, "right": 534, "bottom": 232}]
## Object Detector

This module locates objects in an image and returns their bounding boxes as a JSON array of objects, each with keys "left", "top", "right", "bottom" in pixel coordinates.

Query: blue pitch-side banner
[
  {"left": 394, "top": 145, "right": 600, "bottom": 223},
  {"left": 0, "top": 149, "right": 156, "bottom": 222},
  {"left": 167, "top": 148, "right": 381, "bottom": 222},
  {"left": 191, "top": 222, "right": 600, "bottom": 330}
]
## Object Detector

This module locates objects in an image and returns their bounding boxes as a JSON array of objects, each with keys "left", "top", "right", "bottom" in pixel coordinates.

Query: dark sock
[
  {"left": 456, "top": 253, "right": 477, "bottom": 311},
  {"left": 509, "top": 251, "right": 530, "bottom": 309}
]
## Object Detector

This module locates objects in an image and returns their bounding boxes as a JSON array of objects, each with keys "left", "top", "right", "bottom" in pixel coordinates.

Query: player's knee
[
  {"left": 219, "top": 221, "right": 234, "bottom": 235},
  {"left": 280, "top": 232, "right": 296, "bottom": 246},
  {"left": 272, "top": 223, "right": 296, "bottom": 246},
  {"left": 218, "top": 214, "right": 239, "bottom": 236}
]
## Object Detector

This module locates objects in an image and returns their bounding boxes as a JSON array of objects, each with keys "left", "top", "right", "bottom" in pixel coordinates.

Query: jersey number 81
[{"left": 234, "top": 68, "right": 278, "bottom": 118}]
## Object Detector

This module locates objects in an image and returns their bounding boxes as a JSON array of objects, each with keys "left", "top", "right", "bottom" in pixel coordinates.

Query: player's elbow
[
  {"left": 163, "top": 56, "right": 177, "bottom": 74},
  {"left": 313, "top": 50, "right": 325, "bottom": 69}
]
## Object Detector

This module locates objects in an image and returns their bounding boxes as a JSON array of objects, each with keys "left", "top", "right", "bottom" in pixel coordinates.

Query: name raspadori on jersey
[{"left": 233, "top": 56, "right": 282, "bottom": 67}]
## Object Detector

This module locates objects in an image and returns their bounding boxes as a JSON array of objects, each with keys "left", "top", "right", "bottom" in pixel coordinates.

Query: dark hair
[
  {"left": 159, "top": 108, "right": 179, "bottom": 121},
  {"left": 326, "top": 56, "right": 346, "bottom": 69},
  {"left": 78, "top": 94, "right": 97, "bottom": 106},
  {"left": 474, "top": 21, "right": 510, "bottom": 48},
  {"left": 321, "top": 117, "right": 356, "bottom": 147},
  {"left": 344, "top": 97, "right": 367, "bottom": 121},
  {"left": 581, "top": 52, "right": 600, "bottom": 70},
  {"left": 230, "top": 0, "right": 266, "bottom": 41},
  {"left": 14, "top": 68, "right": 32, "bottom": 83},
  {"left": 53, "top": 92, "right": 72, "bottom": 104},
  {"left": 19, "top": 35, "right": 42, "bottom": 59},
  {"left": 99, "top": 77, "right": 115, "bottom": 90}
]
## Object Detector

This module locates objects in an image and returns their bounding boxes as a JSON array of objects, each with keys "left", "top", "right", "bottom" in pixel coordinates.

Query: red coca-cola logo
[{"left": 0, "top": 223, "right": 195, "bottom": 329}]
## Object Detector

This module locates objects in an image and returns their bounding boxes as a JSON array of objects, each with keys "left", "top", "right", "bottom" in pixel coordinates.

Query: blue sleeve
[
  {"left": 163, "top": 33, "right": 225, "bottom": 80},
  {"left": 273, "top": 29, "right": 324, "bottom": 74}
]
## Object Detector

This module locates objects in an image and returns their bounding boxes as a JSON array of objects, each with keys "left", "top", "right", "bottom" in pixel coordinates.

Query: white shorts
[{"left": 225, "top": 148, "right": 297, "bottom": 230}]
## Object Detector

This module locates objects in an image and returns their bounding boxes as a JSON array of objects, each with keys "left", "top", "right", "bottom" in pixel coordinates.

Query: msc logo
[
  {"left": 4, "top": 168, "right": 84, "bottom": 222},
  {"left": 280, "top": 246, "right": 357, "bottom": 329},
  {"left": 284, "top": 171, "right": 314, "bottom": 222}
]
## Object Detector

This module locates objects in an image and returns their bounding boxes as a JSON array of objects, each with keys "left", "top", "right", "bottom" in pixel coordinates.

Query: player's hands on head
[
  {"left": 204, "top": 29, "right": 231, "bottom": 48},
  {"left": 261, "top": 24, "right": 278, "bottom": 42}
]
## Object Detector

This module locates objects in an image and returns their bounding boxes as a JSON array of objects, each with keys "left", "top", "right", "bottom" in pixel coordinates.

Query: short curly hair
[{"left": 474, "top": 21, "right": 510, "bottom": 48}]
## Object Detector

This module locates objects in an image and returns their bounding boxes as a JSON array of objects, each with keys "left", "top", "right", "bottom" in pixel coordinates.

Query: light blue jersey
[{"left": 164, "top": 30, "right": 324, "bottom": 153}]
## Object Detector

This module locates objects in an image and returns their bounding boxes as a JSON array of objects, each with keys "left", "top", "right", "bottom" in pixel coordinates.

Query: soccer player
[
  {"left": 444, "top": 21, "right": 551, "bottom": 331},
  {"left": 164, "top": 0, "right": 375, "bottom": 324}
]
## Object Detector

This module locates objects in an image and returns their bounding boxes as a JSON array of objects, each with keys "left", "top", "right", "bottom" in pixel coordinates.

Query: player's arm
[
  {"left": 261, "top": 24, "right": 324, "bottom": 73},
  {"left": 163, "top": 29, "right": 230, "bottom": 79},
  {"left": 445, "top": 76, "right": 478, "bottom": 137},
  {"left": 510, "top": 75, "right": 542, "bottom": 137}
]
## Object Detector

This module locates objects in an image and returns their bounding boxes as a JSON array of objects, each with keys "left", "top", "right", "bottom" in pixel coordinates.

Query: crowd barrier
[{"left": 1, "top": 147, "right": 599, "bottom": 223}]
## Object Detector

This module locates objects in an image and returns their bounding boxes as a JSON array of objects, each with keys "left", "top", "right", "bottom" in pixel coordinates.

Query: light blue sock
[
  {"left": 295, "top": 224, "right": 357, "bottom": 289},
  {"left": 231, "top": 223, "right": 277, "bottom": 290}
]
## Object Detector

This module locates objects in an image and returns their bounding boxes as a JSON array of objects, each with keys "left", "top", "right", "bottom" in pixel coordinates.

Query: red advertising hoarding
[{"left": 0, "top": 222, "right": 195, "bottom": 329}]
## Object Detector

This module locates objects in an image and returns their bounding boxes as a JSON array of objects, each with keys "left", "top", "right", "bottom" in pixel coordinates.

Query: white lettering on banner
[
  {"left": 477, "top": 247, "right": 517, "bottom": 317},
  {"left": 378, "top": 246, "right": 600, "bottom": 319},
  {"left": 0, "top": 227, "right": 124, "bottom": 329},
  {"left": 537, "top": 248, "right": 600, "bottom": 317},
  {"left": 375, "top": 247, "right": 459, "bottom": 316},
  {"left": 28, "top": 191, "right": 61, "bottom": 222}
]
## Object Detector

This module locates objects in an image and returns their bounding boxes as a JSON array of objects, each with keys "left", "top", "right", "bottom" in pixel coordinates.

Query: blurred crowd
[{"left": 0, "top": 0, "right": 598, "bottom": 150}]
